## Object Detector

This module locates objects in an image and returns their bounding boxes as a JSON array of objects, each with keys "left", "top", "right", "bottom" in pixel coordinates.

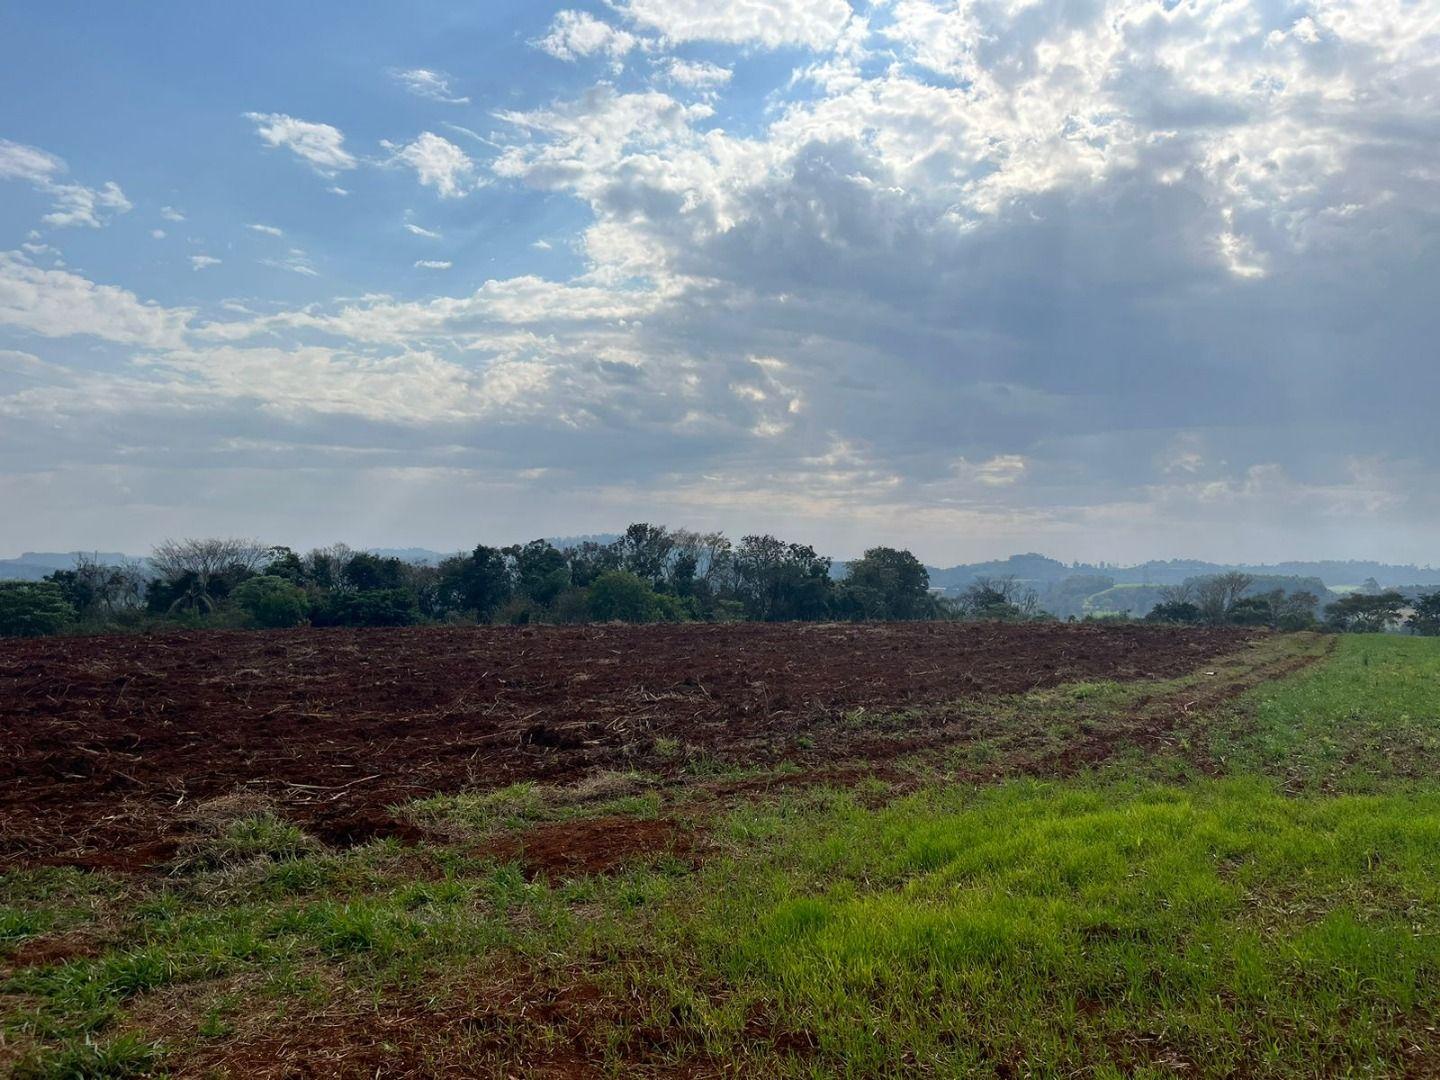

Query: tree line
[
  {"left": 1141, "top": 571, "right": 1440, "bottom": 634},
  {"left": 2, "top": 530, "right": 1435, "bottom": 638},
  {"left": 0, "top": 526, "right": 968, "bottom": 636}
]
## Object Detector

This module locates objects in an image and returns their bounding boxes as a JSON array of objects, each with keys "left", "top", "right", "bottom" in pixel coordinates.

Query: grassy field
[{"left": 4, "top": 633, "right": 1440, "bottom": 1076}]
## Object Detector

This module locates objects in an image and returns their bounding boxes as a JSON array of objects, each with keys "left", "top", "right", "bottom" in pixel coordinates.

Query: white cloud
[
  {"left": 953, "top": 455, "right": 1028, "bottom": 487},
  {"left": 390, "top": 67, "right": 470, "bottom": 105},
  {"left": 0, "top": 252, "right": 191, "bottom": 347},
  {"left": 404, "top": 222, "right": 442, "bottom": 239},
  {"left": 151, "top": 229, "right": 166, "bottom": 240},
  {"left": 328, "top": 185, "right": 350, "bottom": 197},
  {"left": 617, "top": 0, "right": 853, "bottom": 49},
  {"left": 7, "top": 0, "right": 1440, "bottom": 563},
  {"left": 41, "top": 181, "right": 132, "bottom": 228},
  {"left": 190, "top": 255, "right": 221, "bottom": 271},
  {"left": 0, "top": 139, "right": 131, "bottom": 228},
  {"left": 384, "top": 132, "right": 476, "bottom": 198},
  {"left": 531, "top": 239, "right": 553, "bottom": 251},
  {"left": 261, "top": 251, "right": 318, "bottom": 277},
  {"left": 247, "top": 223, "right": 284, "bottom": 237},
  {"left": 536, "top": 10, "right": 641, "bottom": 63},
  {"left": 414, "top": 260, "right": 452, "bottom": 270},
  {"left": 244, "top": 112, "right": 357, "bottom": 175},
  {"left": 160, "top": 206, "right": 186, "bottom": 222},
  {"left": 0, "top": 139, "right": 65, "bottom": 183},
  {"left": 661, "top": 58, "right": 733, "bottom": 91}
]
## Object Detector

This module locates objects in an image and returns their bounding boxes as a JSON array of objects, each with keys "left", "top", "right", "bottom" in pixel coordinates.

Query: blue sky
[{"left": 2, "top": 0, "right": 1438, "bottom": 563}]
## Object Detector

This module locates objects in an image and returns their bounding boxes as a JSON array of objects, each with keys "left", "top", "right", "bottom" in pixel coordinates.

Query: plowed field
[{"left": 0, "top": 621, "right": 1255, "bottom": 868}]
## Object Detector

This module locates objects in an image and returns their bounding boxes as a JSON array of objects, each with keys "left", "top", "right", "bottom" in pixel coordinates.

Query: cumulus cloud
[
  {"left": 536, "top": 10, "right": 641, "bottom": 64},
  {"left": 390, "top": 67, "right": 470, "bottom": 105},
  {"left": 0, "top": 252, "right": 191, "bottom": 347},
  {"left": 0, "top": 138, "right": 132, "bottom": 228},
  {"left": 384, "top": 132, "right": 477, "bottom": 198},
  {"left": 661, "top": 58, "right": 733, "bottom": 91},
  {"left": 616, "top": 0, "right": 853, "bottom": 49},
  {"left": 7, "top": 0, "right": 1440, "bottom": 560},
  {"left": 244, "top": 112, "right": 356, "bottom": 175},
  {"left": 41, "top": 181, "right": 132, "bottom": 228}
]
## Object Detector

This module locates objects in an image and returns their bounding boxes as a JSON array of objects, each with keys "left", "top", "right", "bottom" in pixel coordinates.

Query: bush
[
  {"left": 315, "top": 588, "right": 419, "bottom": 627},
  {"left": 550, "top": 587, "right": 592, "bottom": 624},
  {"left": 230, "top": 575, "right": 309, "bottom": 629},
  {"left": 588, "top": 571, "right": 660, "bottom": 623},
  {"left": 0, "top": 581, "right": 76, "bottom": 638}
]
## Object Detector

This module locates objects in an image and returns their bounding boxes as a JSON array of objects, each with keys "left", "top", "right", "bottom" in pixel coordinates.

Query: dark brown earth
[
  {"left": 0, "top": 621, "right": 1256, "bottom": 869},
  {"left": 485, "top": 816, "right": 695, "bottom": 881}
]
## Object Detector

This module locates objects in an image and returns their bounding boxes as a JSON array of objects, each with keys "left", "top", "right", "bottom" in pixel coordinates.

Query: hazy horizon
[
  {"left": 4, "top": 2, "right": 1437, "bottom": 564},
  {"left": 4, "top": 534, "right": 1437, "bottom": 577}
]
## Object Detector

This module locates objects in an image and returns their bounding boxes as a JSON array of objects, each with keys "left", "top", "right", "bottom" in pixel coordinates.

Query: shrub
[
  {"left": 316, "top": 588, "right": 419, "bottom": 627},
  {"left": 0, "top": 581, "right": 76, "bottom": 638},
  {"left": 588, "top": 571, "right": 660, "bottom": 623},
  {"left": 230, "top": 575, "right": 309, "bottom": 629},
  {"left": 550, "top": 587, "right": 591, "bottom": 624}
]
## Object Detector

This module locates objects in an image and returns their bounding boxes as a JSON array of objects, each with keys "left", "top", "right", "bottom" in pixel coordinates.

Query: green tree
[
  {"left": 588, "top": 571, "right": 660, "bottom": 622},
  {"left": 513, "top": 539, "right": 570, "bottom": 605},
  {"left": 1146, "top": 600, "right": 1201, "bottom": 624},
  {"left": 564, "top": 540, "right": 622, "bottom": 588},
  {"left": 842, "top": 547, "right": 932, "bottom": 619},
  {"left": 1324, "top": 592, "right": 1406, "bottom": 633},
  {"left": 316, "top": 588, "right": 419, "bottom": 627},
  {"left": 0, "top": 581, "right": 76, "bottom": 637},
  {"left": 1407, "top": 592, "right": 1440, "bottom": 636},
  {"left": 230, "top": 576, "right": 309, "bottom": 629},
  {"left": 732, "top": 535, "right": 833, "bottom": 621},
  {"left": 437, "top": 545, "right": 514, "bottom": 620},
  {"left": 618, "top": 523, "right": 674, "bottom": 587},
  {"left": 340, "top": 552, "right": 407, "bottom": 592}
]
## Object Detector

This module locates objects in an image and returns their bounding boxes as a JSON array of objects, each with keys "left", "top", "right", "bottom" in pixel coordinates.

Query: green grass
[
  {"left": 651, "top": 777, "right": 1440, "bottom": 1075},
  {"left": 1212, "top": 634, "right": 1440, "bottom": 791},
  {"left": 5, "top": 633, "right": 1440, "bottom": 1075},
  {"left": 406, "top": 772, "right": 663, "bottom": 837}
]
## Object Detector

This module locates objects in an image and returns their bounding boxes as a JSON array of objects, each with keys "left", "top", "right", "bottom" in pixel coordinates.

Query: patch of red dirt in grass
[
  {"left": 2, "top": 932, "right": 105, "bottom": 972},
  {"left": 485, "top": 816, "right": 693, "bottom": 880},
  {"left": 0, "top": 621, "right": 1257, "bottom": 870}
]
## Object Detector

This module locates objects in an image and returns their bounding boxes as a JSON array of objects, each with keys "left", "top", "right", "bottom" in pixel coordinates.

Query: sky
[{"left": 1, "top": 0, "right": 1437, "bottom": 566}]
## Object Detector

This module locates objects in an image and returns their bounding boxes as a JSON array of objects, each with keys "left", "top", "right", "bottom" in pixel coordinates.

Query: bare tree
[
  {"left": 1157, "top": 582, "right": 1196, "bottom": 606},
  {"left": 961, "top": 575, "right": 1038, "bottom": 619},
  {"left": 150, "top": 538, "right": 269, "bottom": 613},
  {"left": 668, "top": 529, "right": 732, "bottom": 588},
  {"left": 1193, "top": 572, "right": 1253, "bottom": 624}
]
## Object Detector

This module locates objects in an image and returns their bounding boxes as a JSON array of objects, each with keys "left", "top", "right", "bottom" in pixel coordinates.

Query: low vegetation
[{"left": 4, "top": 633, "right": 1440, "bottom": 1076}]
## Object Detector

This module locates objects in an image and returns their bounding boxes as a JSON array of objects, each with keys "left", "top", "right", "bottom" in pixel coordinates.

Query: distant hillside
[
  {"left": 921, "top": 553, "right": 1440, "bottom": 592},
  {"left": 0, "top": 552, "right": 134, "bottom": 581}
]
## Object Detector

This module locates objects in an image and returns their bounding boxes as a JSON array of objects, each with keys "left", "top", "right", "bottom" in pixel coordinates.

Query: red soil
[{"left": 0, "top": 621, "right": 1254, "bottom": 869}]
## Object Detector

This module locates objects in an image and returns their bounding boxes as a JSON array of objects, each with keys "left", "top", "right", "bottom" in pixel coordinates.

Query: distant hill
[
  {"left": 0, "top": 552, "right": 134, "bottom": 581},
  {"left": 920, "top": 553, "right": 1440, "bottom": 593}
]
